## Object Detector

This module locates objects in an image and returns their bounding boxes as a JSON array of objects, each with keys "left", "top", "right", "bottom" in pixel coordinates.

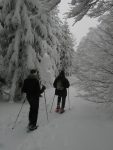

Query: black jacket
[
  {"left": 22, "top": 75, "right": 44, "bottom": 97},
  {"left": 53, "top": 76, "right": 70, "bottom": 96}
]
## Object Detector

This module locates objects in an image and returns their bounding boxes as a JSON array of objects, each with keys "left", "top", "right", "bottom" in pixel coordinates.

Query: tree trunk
[{"left": 9, "top": 69, "right": 18, "bottom": 102}]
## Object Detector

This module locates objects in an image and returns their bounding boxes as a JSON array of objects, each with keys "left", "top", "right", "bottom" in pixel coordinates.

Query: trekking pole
[
  {"left": 12, "top": 98, "right": 26, "bottom": 130},
  {"left": 68, "top": 88, "right": 71, "bottom": 110},
  {"left": 50, "top": 94, "right": 55, "bottom": 113},
  {"left": 44, "top": 91, "right": 49, "bottom": 122}
]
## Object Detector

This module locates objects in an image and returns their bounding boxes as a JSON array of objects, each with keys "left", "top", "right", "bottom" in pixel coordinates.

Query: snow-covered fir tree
[
  {"left": 0, "top": 0, "right": 75, "bottom": 101},
  {"left": 41, "top": 8, "right": 62, "bottom": 80},
  {"left": 31, "top": 8, "right": 61, "bottom": 87},
  {"left": 0, "top": 0, "right": 60, "bottom": 101},
  {"left": 59, "top": 20, "right": 75, "bottom": 76},
  {"left": 0, "top": 0, "right": 46, "bottom": 101}
]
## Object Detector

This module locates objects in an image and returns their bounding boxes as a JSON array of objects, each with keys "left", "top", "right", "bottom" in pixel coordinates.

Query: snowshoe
[
  {"left": 59, "top": 108, "right": 65, "bottom": 114},
  {"left": 27, "top": 125, "right": 38, "bottom": 132},
  {"left": 55, "top": 105, "right": 60, "bottom": 113},
  {"left": 55, "top": 108, "right": 60, "bottom": 112}
]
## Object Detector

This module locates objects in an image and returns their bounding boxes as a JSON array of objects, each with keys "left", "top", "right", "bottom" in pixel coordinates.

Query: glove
[
  {"left": 39, "top": 94, "right": 43, "bottom": 97},
  {"left": 42, "top": 85, "right": 46, "bottom": 91}
]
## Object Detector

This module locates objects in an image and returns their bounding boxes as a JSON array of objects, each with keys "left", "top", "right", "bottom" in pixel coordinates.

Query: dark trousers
[
  {"left": 57, "top": 95, "right": 66, "bottom": 109},
  {"left": 27, "top": 95, "right": 39, "bottom": 126}
]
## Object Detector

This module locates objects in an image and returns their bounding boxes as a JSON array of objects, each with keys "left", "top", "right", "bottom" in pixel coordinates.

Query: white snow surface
[{"left": 0, "top": 77, "right": 113, "bottom": 150}]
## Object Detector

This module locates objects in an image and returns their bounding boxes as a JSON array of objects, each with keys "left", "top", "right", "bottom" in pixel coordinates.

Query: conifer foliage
[
  {"left": 68, "top": 0, "right": 113, "bottom": 23},
  {"left": 0, "top": 0, "right": 46, "bottom": 101},
  {"left": 60, "top": 20, "right": 74, "bottom": 76},
  {"left": 0, "top": 0, "right": 75, "bottom": 101}
]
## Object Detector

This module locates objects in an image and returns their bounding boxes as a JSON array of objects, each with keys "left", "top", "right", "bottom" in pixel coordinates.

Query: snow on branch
[
  {"left": 13, "top": 30, "right": 21, "bottom": 66},
  {"left": 34, "top": 19, "right": 47, "bottom": 39},
  {"left": 42, "top": 0, "right": 61, "bottom": 12},
  {"left": 22, "top": 4, "right": 34, "bottom": 44},
  {"left": 26, "top": 45, "right": 37, "bottom": 69},
  {"left": 26, "top": 0, "right": 44, "bottom": 18},
  {"left": 12, "top": 0, "right": 21, "bottom": 26},
  {"left": 68, "top": 0, "right": 113, "bottom": 23}
]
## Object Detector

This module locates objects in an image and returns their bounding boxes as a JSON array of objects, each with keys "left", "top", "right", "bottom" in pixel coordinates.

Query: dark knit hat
[
  {"left": 59, "top": 70, "right": 65, "bottom": 76},
  {"left": 30, "top": 69, "right": 37, "bottom": 74}
]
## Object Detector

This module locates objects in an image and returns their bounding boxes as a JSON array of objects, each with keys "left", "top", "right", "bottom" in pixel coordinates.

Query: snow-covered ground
[{"left": 0, "top": 77, "right": 113, "bottom": 150}]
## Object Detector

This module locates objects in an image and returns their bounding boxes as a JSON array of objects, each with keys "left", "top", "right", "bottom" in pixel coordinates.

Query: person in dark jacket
[
  {"left": 22, "top": 69, "right": 46, "bottom": 130},
  {"left": 53, "top": 70, "right": 70, "bottom": 113}
]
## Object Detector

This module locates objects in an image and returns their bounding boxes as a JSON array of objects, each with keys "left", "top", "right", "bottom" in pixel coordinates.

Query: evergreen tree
[
  {"left": 44, "top": 8, "right": 62, "bottom": 77},
  {"left": 38, "top": 8, "right": 63, "bottom": 86},
  {"left": 0, "top": 0, "right": 46, "bottom": 101},
  {"left": 60, "top": 20, "right": 75, "bottom": 76},
  {"left": 0, "top": 0, "right": 75, "bottom": 101},
  {"left": 0, "top": 0, "right": 62, "bottom": 101}
]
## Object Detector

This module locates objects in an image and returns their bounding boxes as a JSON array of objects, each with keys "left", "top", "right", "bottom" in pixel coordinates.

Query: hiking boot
[
  {"left": 55, "top": 105, "right": 60, "bottom": 112},
  {"left": 59, "top": 108, "right": 65, "bottom": 114},
  {"left": 27, "top": 123, "right": 32, "bottom": 129},
  {"left": 28, "top": 125, "right": 38, "bottom": 131}
]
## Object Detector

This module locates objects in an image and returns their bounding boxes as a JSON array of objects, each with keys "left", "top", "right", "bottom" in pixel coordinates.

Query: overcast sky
[{"left": 58, "top": 0, "right": 99, "bottom": 47}]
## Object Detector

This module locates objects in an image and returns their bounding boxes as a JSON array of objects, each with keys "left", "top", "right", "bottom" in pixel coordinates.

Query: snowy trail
[
  {"left": 0, "top": 87, "right": 75, "bottom": 150},
  {"left": 0, "top": 86, "right": 113, "bottom": 150},
  {"left": 36, "top": 98, "right": 113, "bottom": 150}
]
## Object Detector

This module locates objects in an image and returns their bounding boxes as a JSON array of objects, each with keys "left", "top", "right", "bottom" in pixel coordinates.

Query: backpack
[{"left": 56, "top": 80, "right": 64, "bottom": 90}]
